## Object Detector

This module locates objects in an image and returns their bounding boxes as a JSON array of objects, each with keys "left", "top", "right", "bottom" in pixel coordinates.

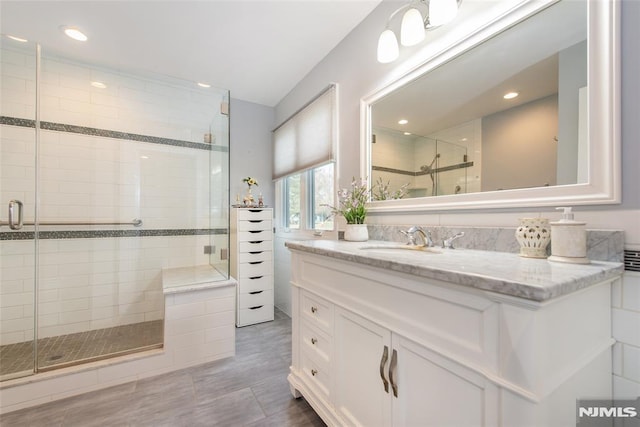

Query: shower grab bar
[{"left": 0, "top": 218, "right": 143, "bottom": 227}]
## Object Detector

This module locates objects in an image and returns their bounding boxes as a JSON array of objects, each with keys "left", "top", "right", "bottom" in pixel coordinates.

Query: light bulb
[
  {"left": 377, "top": 29, "right": 399, "bottom": 64},
  {"left": 401, "top": 8, "right": 425, "bottom": 46},
  {"left": 429, "top": 0, "right": 458, "bottom": 27}
]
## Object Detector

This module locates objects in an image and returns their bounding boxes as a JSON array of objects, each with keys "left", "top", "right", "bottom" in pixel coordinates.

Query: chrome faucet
[
  {"left": 442, "top": 232, "right": 465, "bottom": 249},
  {"left": 400, "top": 226, "right": 434, "bottom": 247}
]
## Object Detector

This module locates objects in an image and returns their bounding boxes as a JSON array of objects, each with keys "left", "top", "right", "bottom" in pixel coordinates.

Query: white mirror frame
[{"left": 361, "top": 0, "right": 620, "bottom": 212}]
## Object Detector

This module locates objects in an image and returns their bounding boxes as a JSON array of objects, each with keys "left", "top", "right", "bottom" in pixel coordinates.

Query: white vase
[
  {"left": 515, "top": 218, "right": 551, "bottom": 258},
  {"left": 344, "top": 224, "right": 369, "bottom": 242}
]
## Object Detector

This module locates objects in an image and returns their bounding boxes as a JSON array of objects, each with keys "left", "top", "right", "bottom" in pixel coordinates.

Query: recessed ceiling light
[
  {"left": 404, "top": 132, "right": 412, "bottom": 136},
  {"left": 197, "top": 82, "right": 211, "bottom": 88},
  {"left": 398, "top": 119, "right": 408, "bottom": 125},
  {"left": 91, "top": 81, "right": 107, "bottom": 89},
  {"left": 62, "top": 26, "right": 88, "bottom": 42},
  {"left": 460, "top": 137, "right": 468, "bottom": 142},
  {"left": 7, "top": 35, "right": 28, "bottom": 43},
  {"left": 503, "top": 92, "right": 519, "bottom": 100}
]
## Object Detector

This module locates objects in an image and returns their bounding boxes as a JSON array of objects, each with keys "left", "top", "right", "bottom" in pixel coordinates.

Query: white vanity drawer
[
  {"left": 239, "top": 275, "right": 272, "bottom": 293},
  {"left": 238, "top": 219, "right": 272, "bottom": 232},
  {"left": 238, "top": 260, "right": 272, "bottom": 278},
  {"left": 301, "top": 291, "right": 333, "bottom": 335},
  {"left": 301, "top": 319, "right": 331, "bottom": 366},
  {"left": 300, "top": 352, "right": 330, "bottom": 400},
  {"left": 239, "top": 250, "right": 272, "bottom": 264},
  {"left": 238, "top": 303, "right": 274, "bottom": 326},
  {"left": 238, "top": 230, "right": 272, "bottom": 242},
  {"left": 237, "top": 209, "right": 272, "bottom": 221},
  {"left": 239, "top": 289, "right": 273, "bottom": 309},
  {"left": 239, "top": 240, "right": 272, "bottom": 253}
]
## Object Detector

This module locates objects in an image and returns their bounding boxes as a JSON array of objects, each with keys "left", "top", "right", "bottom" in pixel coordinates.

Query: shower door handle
[{"left": 8, "top": 200, "right": 24, "bottom": 230}]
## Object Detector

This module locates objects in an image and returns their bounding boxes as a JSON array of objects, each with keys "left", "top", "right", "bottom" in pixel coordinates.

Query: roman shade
[{"left": 272, "top": 84, "right": 336, "bottom": 180}]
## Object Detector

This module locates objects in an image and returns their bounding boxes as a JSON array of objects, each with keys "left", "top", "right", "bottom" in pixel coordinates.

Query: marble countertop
[
  {"left": 162, "top": 265, "right": 236, "bottom": 295},
  {"left": 285, "top": 240, "right": 624, "bottom": 302}
]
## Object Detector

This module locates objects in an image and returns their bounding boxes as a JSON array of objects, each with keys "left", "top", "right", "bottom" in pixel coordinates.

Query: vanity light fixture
[
  {"left": 377, "top": 0, "right": 462, "bottom": 64},
  {"left": 7, "top": 35, "right": 28, "bottom": 43},
  {"left": 503, "top": 91, "right": 519, "bottom": 99},
  {"left": 398, "top": 119, "right": 409, "bottom": 125},
  {"left": 62, "top": 26, "right": 88, "bottom": 42}
]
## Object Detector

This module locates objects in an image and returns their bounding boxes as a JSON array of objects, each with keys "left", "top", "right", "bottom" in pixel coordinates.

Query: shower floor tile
[{"left": 0, "top": 320, "right": 163, "bottom": 377}]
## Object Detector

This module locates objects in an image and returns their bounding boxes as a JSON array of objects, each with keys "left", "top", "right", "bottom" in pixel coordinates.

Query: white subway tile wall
[
  {"left": 1, "top": 45, "right": 229, "bottom": 346},
  {"left": 612, "top": 272, "right": 640, "bottom": 399}
]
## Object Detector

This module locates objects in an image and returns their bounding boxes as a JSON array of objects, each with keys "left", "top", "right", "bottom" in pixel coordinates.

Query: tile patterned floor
[
  {"left": 0, "top": 320, "right": 163, "bottom": 377},
  {"left": 0, "top": 309, "right": 326, "bottom": 427}
]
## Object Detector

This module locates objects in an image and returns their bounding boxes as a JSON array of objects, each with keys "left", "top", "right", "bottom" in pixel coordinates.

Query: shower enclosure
[{"left": 0, "top": 37, "right": 230, "bottom": 381}]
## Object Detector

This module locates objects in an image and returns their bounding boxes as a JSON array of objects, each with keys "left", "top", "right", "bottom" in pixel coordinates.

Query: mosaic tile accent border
[
  {"left": 0, "top": 116, "right": 228, "bottom": 152},
  {"left": 0, "top": 228, "right": 228, "bottom": 241}
]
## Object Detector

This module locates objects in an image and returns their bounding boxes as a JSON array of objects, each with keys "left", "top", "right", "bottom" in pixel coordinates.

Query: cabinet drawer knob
[
  {"left": 311, "top": 306, "right": 318, "bottom": 314},
  {"left": 311, "top": 369, "right": 318, "bottom": 377},
  {"left": 311, "top": 338, "right": 317, "bottom": 345}
]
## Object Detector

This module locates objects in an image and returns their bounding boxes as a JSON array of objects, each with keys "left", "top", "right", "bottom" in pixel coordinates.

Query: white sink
[{"left": 359, "top": 244, "right": 441, "bottom": 254}]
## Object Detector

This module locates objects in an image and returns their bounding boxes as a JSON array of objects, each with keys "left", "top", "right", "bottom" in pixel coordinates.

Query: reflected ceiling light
[
  {"left": 398, "top": 119, "right": 409, "bottom": 125},
  {"left": 197, "top": 82, "right": 211, "bottom": 88},
  {"left": 7, "top": 35, "right": 28, "bottom": 43},
  {"left": 503, "top": 91, "right": 519, "bottom": 99},
  {"left": 91, "top": 81, "right": 107, "bottom": 89},
  {"left": 377, "top": 0, "right": 461, "bottom": 64},
  {"left": 62, "top": 26, "right": 88, "bottom": 41}
]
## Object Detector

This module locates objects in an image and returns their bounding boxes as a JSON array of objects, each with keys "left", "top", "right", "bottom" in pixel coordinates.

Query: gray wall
[
  {"left": 481, "top": 94, "right": 558, "bottom": 192},
  {"left": 230, "top": 98, "right": 275, "bottom": 208}
]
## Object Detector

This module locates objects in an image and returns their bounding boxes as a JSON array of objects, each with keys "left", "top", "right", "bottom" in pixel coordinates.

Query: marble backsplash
[{"left": 365, "top": 224, "right": 625, "bottom": 262}]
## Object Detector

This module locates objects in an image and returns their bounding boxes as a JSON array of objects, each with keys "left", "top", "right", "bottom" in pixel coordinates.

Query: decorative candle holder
[{"left": 515, "top": 218, "right": 551, "bottom": 258}]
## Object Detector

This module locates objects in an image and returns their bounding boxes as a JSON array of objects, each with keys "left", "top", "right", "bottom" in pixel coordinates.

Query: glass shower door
[{"left": 0, "top": 36, "right": 37, "bottom": 380}]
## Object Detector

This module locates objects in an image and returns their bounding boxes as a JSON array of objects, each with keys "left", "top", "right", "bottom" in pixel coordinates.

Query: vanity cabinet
[
  {"left": 287, "top": 246, "right": 618, "bottom": 427},
  {"left": 334, "top": 307, "right": 494, "bottom": 427},
  {"left": 230, "top": 208, "right": 274, "bottom": 327}
]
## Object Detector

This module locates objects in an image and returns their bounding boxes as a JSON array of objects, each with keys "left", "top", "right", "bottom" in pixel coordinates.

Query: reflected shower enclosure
[
  {"left": 372, "top": 127, "right": 472, "bottom": 198},
  {"left": 0, "top": 37, "right": 230, "bottom": 380}
]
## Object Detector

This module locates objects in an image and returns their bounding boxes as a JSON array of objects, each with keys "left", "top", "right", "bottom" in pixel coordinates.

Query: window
[
  {"left": 280, "top": 163, "right": 334, "bottom": 232},
  {"left": 274, "top": 84, "right": 337, "bottom": 235}
]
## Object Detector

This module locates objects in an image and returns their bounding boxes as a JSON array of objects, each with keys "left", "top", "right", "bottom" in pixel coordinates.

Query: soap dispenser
[{"left": 548, "top": 207, "right": 589, "bottom": 264}]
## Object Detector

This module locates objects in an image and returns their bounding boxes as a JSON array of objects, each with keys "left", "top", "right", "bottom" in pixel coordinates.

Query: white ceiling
[{"left": 0, "top": 0, "right": 382, "bottom": 106}]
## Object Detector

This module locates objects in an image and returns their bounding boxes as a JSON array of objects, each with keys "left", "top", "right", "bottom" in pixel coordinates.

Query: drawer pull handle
[
  {"left": 311, "top": 369, "right": 318, "bottom": 377},
  {"left": 249, "top": 220, "right": 263, "bottom": 223},
  {"left": 249, "top": 305, "right": 263, "bottom": 310},
  {"left": 248, "top": 209, "right": 263, "bottom": 212},
  {"left": 249, "top": 276, "right": 264, "bottom": 280},
  {"left": 249, "top": 241, "right": 264, "bottom": 244},
  {"left": 249, "top": 291, "right": 263, "bottom": 295},
  {"left": 311, "top": 306, "right": 318, "bottom": 314},
  {"left": 390, "top": 348, "right": 398, "bottom": 398},
  {"left": 379, "top": 345, "right": 389, "bottom": 393},
  {"left": 311, "top": 338, "right": 317, "bottom": 345},
  {"left": 249, "top": 230, "right": 263, "bottom": 234},
  {"left": 249, "top": 261, "right": 263, "bottom": 265},
  {"left": 249, "top": 251, "right": 263, "bottom": 255}
]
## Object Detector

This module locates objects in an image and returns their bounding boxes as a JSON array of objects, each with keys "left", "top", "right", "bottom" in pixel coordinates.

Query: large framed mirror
[{"left": 361, "top": 0, "right": 620, "bottom": 212}]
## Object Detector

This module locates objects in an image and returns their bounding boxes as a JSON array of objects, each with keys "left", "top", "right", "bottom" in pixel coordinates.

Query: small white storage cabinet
[
  {"left": 230, "top": 208, "right": 274, "bottom": 327},
  {"left": 287, "top": 250, "right": 616, "bottom": 427}
]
